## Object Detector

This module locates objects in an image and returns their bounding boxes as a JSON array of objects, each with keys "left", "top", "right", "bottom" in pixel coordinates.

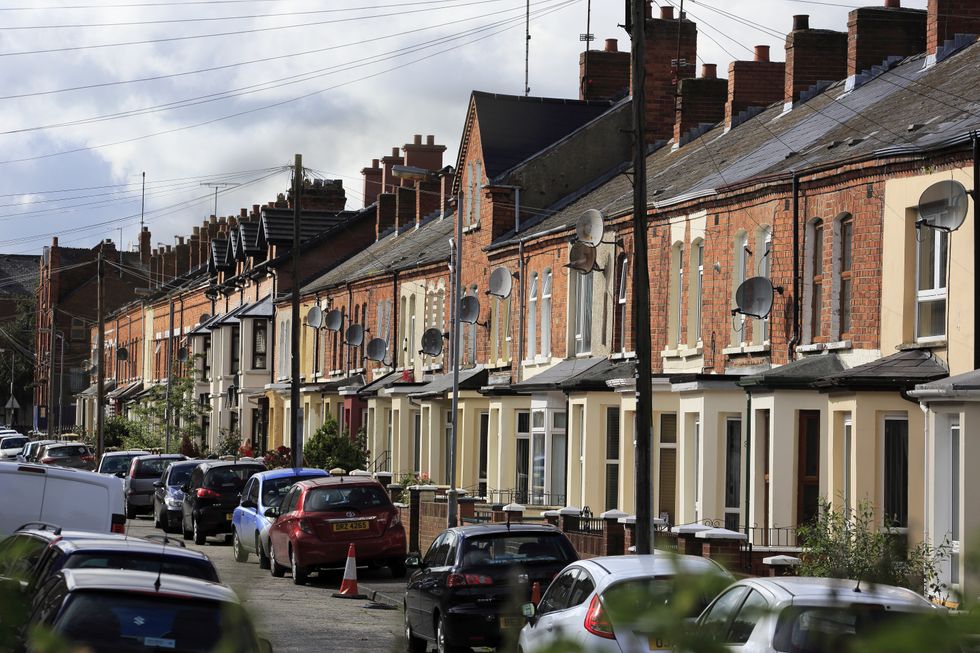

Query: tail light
[
  {"left": 81, "top": 455, "right": 95, "bottom": 462},
  {"left": 298, "top": 519, "right": 314, "bottom": 534},
  {"left": 196, "top": 488, "right": 220, "bottom": 499},
  {"left": 385, "top": 510, "right": 401, "bottom": 531},
  {"left": 584, "top": 595, "right": 615, "bottom": 640},
  {"left": 447, "top": 573, "right": 494, "bottom": 587},
  {"left": 111, "top": 513, "right": 126, "bottom": 534}
]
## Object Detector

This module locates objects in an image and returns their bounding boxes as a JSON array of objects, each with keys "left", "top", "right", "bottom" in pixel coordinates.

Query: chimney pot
[
  {"left": 252, "top": 203, "right": 260, "bottom": 215},
  {"left": 177, "top": 237, "right": 184, "bottom": 245},
  {"left": 701, "top": 63, "right": 717, "bottom": 78},
  {"left": 660, "top": 6, "right": 674, "bottom": 19},
  {"left": 604, "top": 38, "right": 618, "bottom": 52},
  {"left": 793, "top": 14, "right": 809, "bottom": 30},
  {"left": 426, "top": 134, "right": 435, "bottom": 145},
  {"left": 240, "top": 208, "right": 247, "bottom": 218},
  {"left": 885, "top": 0, "right": 900, "bottom": 6},
  {"left": 413, "top": 134, "right": 422, "bottom": 145},
  {"left": 754, "top": 45, "right": 770, "bottom": 61},
  {"left": 193, "top": 226, "right": 200, "bottom": 236},
  {"left": 391, "top": 147, "right": 399, "bottom": 157},
  {"left": 372, "top": 158, "right": 380, "bottom": 168}
]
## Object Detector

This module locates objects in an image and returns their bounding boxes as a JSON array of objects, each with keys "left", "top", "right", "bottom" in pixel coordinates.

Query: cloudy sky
[{"left": 0, "top": 0, "right": 927, "bottom": 256}]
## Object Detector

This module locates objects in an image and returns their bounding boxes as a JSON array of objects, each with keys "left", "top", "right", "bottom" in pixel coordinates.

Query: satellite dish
[
  {"left": 459, "top": 295, "right": 481, "bottom": 324},
  {"left": 306, "top": 305, "right": 323, "bottom": 329},
  {"left": 420, "top": 327, "right": 444, "bottom": 357},
  {"left": 345, "top": 324, "right": 364, "bottom": 347},
  {"left": 116, "top": 347, "right": 128, "bottom": 362},
  {"left": 734, "top": 276, "right": 776, "bottom": 319},
  {"left": 917, "top": 179, "right": 969, "bottom": 232},
  {"left": 575, "top": 209, "right": 604, "bottom": 247},
  {"left": 198, "top": 313, "right": 211, "bottom": 326},
  {"left": 487, "top": 267, "right": 513, "bottom": 298},
  {"left": 567, "top": 241, "right": 597, "bottom": 273},
  {"left": 324, "top": 309, "right": 343, "bottom": 332},
  {"left": 365, "top": 338, "right": 388, "bottom": 362},
  {"left": 176, "top": 347, "right": 189, "bottom": 363}
]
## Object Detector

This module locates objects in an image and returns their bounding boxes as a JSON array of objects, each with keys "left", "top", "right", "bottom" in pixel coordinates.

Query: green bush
[{"left": 303, "top": 418, "right": 367, "bottom": 472}]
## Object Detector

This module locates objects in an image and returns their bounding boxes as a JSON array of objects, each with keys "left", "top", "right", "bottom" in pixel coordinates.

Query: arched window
[
  {"left": 615, "top": 256, "right": 628, "bottom": 352},
  {"left": 573, "top": 269, "right": 593, "bottom": 355},
  {"left": 541, "top": 270, "right": 552, "bottom": 358},
  {"left": 802, "top": 218, "right": 825, "bottom": 342},
  {"left": 834, "top": 214, "right": 853, "bottom": 339},
  {"left": 669, "top": 242, "right": 684, "bottom": 348},
  {"left": 689, "top": 239, "right": 704, "bottom": 346},
  {"left": 527, "top": 272, "right": 538, "bottom": 360},
  {"left": 752, "top": 226, "right": 771, "bottom": 345},
  {"left": 730, "top": 231, "right": 749, "bottom": 345}
]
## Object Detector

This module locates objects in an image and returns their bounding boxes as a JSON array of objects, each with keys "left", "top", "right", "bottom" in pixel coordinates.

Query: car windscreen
[
  {"left": 46, "top": 445, "right": 89, "bottom": 458},
  {"left": 167, "top": 465, "right": 195, "bottom": 487},
  {"left": 55, "top": 592, "right": 259, "bottom": 653},
  {"left": 459, "top": 533, "right": 575, "bottom": 567},
  {"left": 303, "top": 485, "right": 390, "bottom": 512},
  {"left": 63, "top": 553, "right": 218, "bottom": 582},
  {"left": 100, "top": 454, "right": 139, "bottom": 473},
  {"left": 0, "top": 436, "right": 28, "bottom": 450},
  {"left": 603, "top": 576, "right": 716, "bottom": 621},
  {"left": 772, "top": 604, "right": 911, "bottom": 653},
  {"left": 134, "top": 458, "right": 179, "bottom": 479},
  {"left": 204, "top": 466, "right": 262, "bottom": 491},
  {"left": 262, "top": 475, "right": 315, "bottom": 508}
]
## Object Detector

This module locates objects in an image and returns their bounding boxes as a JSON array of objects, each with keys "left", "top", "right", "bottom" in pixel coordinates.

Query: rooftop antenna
[
  {"left": 200, "top": 182, "right": 240, "bottom": 218},
  {"left": 140, "top": 171, "right": 145, "bottom": 231},
  {"left": 580, "top": 0, "right": 594, "bottom": 98},
  {"left": 524, "top": 0, "right": 530, "bottom": 96}
]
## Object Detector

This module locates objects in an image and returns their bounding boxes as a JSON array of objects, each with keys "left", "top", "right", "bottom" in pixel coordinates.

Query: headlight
[{"left": 165, "top": 497, "right": 182, "bottom": 509}]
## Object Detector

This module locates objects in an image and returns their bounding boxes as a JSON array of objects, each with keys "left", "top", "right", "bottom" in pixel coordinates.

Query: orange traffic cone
[{"left": 332, "top": 543, "right": 367, "bottom": 599}]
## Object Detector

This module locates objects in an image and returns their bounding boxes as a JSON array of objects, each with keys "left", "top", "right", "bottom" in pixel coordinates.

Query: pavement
[{"left": 126, "top": 516, "right": 411, "bottom": 653}]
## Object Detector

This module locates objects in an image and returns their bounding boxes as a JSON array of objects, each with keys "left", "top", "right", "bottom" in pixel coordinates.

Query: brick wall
[
  {"left": 637, "top": 7, "right": 697, "bottom": 144},
  {"left": 580, "top": 39, "right": 630, "bottom": 102},
  {"left": 928, "top": 0, "right": 980, "bottom": 54},
  {"left": 724, "top": 48, "right": 785, "bottom": 130}
]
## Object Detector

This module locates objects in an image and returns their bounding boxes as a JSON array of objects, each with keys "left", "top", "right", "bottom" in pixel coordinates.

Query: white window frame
[
  {"left": 693, "top": 241, "right": 704, "bottom": 344},
  {"left": 843, "top": 414, "right": 852, "bottom": 513},
  {"left": 541, "top": 269, "right": 552, "bottom": 358},
  {"left": 880, "top": 413, "right": 909, "bottom": 532},
  {"left": 573, "top": 270, "right": 593, "bottom": 355},
  {"left": 914, "top": 225, "right": 948, "bottom": 342},
  {"left": 527, "top": 272, "right": 538, "bottom": 361},
  {"left": 617, "top": 257, "right": 628, "bottom": 352}
]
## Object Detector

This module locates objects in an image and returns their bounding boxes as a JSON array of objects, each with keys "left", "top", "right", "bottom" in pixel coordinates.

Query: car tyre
[
  {"left": 181, "top": 516, "right": 193, "bottom": 541},
  {"left": 257, "top": 536, "right": 271, "bottom": 570},
  {"left": 193, "top": 518, "right": 206, "bottom": 545},
  {"left": 404, "top": 604, "right": 426, "bottom": 653},
  {"left": 290, "top": 547, "right": 308, "bottom": 585},
  {"left": 153, "top": 500, "right": 162, "bottom": 529},
  {"left": 126, "top": 504, "right": 137, "bottom": 520},
  {"left": 436, "top": 614, "right": 465, "bottom": 653},
  {"left": 233, "top": 529, "right": 248, "bottom": 563},
  {"left": 270, "top": 548, "right": 287, "bottom": 578},
  {"left": 388, "top": 557, "right": 406, "bottom": 579}
]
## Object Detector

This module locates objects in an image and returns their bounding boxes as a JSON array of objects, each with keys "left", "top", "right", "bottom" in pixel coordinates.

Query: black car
[
  {"left": 153, "top": 459, "right": 200, "bottom": 533},
  {"left": 181, "top": 460, "right": 265, "bottom": 545},
  {"left": 404, "top": 523, "right": 578, "bottom": 653}
]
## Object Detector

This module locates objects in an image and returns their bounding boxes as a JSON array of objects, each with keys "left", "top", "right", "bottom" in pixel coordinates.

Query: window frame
[
  {"left": 540, "top": 269, "right": 552, "bottom": 358},
  {"left": 810, "top": 219, "right": 825, "bottom": 340},
  {"left": 837, "top": 215, "right": 853, "bottom": 339},
  {"left": 616, "top": 256, "right": 629, "bottom": 352},
  {"left": 914, "top": 224, "right": 948, "bottom": 342},
  {"left": 251, "top": 320, "right": 267, "bottom": 370},
  {"left": 527, "top": 272, "right": 538, "bottom": 361},
  {"left": 573, "top": 270, "right": 593, "bottom": 355}
]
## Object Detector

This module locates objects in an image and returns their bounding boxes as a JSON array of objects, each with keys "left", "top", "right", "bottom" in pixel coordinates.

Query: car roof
[
  {"left": 449, "top": 523, "right": 563, "bottom": 536},
  {"left": 197, "top": 460, "right": 265, "bottom": 472},
  {"left": 575, "top": 552, "right": 731, "bottom": 581},
  {"left": 54, "top": 537, "right": 211, "bottom": 561},
  {"left": 44, "top": 443, "right": 88, "bottom": 450},
  {"left": 102, "top": 450, "right": 150, "bottom": 456},
  {"left": 60, "top": 568, "right": 237, "bottom": 603},
  {"left": 294, "top": 476, "right": 381, "bottom": 489},
  {"left": 739, "top": 576, "right": 936, "bottom": 609},
  {"left": 15, "top": 528, "right": 131, "bottom": 542},
  {"left": 133, "top": 454, "right": 185, "bottom": 462},
  {"left": 254, "top": 467, "right": 329, "bottom": 481}
]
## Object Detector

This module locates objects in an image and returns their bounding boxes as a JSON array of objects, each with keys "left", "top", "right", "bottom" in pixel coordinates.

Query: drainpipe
[
  {"left": 973, "top": 133, "right": 979, "bottom": 371},
  {"left": 391, "top": 271, "right": 399, "bottom": 371},
  {"left": 789, "top": 173, "right": 801, "bottom": 361},
  {"left": 347, "top": 282, "right": 354, "bottom": 378},
  {"left": 517, "top": 240, "right": 526, "bottom": 382},
  {"left": 920, "top": 402, "right": 930, "bottom": 549},
  {"left": 744, "top": 389, "right": 752, "bottom": 540}
]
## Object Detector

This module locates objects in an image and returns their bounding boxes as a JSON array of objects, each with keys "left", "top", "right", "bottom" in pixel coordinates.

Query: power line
[{"left": 0, "top": 0, "right": 289, "bottom": 10}]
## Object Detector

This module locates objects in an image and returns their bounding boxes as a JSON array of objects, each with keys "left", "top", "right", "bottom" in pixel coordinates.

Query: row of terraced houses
[{"left": 49, "top": 0, "right": 980, "bottom": 597}]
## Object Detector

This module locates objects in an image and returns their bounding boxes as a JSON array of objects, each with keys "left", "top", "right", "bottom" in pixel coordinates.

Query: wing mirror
[
  {"left": 264, "top": 507, "right": 279, "bottom": 519},
  {"left": 114, "top": 471, "right": 127, "bottom": 478},
  {"left": 180, "top": 483, "right": 189, "bottom": 493},
  {"left": 521, "top": 602, "right": 537, "bottom": 626},
  {"left": 153, "top": 481, "right": 164, "bottom": 488},
  {"left": 405, "top": 555, "right": 421, "bottom": 569},
  {"left": 241, "top": 498, "right": 256, "bottom": 509}
]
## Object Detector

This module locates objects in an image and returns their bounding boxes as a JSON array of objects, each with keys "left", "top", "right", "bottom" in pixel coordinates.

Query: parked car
[
  {"left": 181, "top": 460, "right": 265, "bottom": 545},
  {"left": 25, "top": 535, "right": 219, "bottom": 597},
  {"left": 0, "top": 462, "right": 126, "bottom": 537},
  {"left": 17, "top": 439, "right": 56, "bottom": 463},
  {"left": 266, "top": 476, "right": 406, "bottom": 585},
  {"left": 0, "top": 434, "right": 29, "bottom": 461},
  {"left": 695, "top": 576, "right": 944, "bottom": 653},
  {"left": 37, "top": 442, "right": 96, "bottom": 470},
  {"left": 0, "top": 524, "right": 131, "bottom": 589},
  {"left": 123, "top": 453, "right": 186, "bottom": 519},
  {"left": 21, "top": 568, "right": 272, "bottom": 652},
  {"left": 404, "top": 523, "right": 578, "bottom": 653},
  {"left": 518, "top": 553, "right": 733, "bottom": 653},
  {"left": 96, "top": 449, "right": 150, "bottom": 476},
  {"left": 153, "top": 459, "right": 200, "bottom": 533},
  {"left": 231, "top": 467, "right": 329, "bottom": 569}
]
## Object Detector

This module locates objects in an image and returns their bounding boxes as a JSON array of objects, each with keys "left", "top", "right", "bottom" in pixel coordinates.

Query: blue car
[
  {"left": 231, "top": 467, "right": 328, "bottom": 568},
  {"left": 152, "top": 460, "right": 201, "bottom": 533}
]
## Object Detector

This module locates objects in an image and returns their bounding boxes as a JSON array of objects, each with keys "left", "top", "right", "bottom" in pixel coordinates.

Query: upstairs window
[
  {"left": 252, "top": 321, "right": 267, "bottom": 370},
  {"left": 810, "top": 219, "right": 825, "bottom": 339},
  {"left": 616, "top": 256, "right": 629, "bottom": 352},
  {"left": 573, "top": 270, "right": 593, "bottom": 355},
  {"left": 730, "top": 231, "right": 749, "bottom": 345},
  {"left": 527, "top": 272, "right": 538, "bottom": 360},
  {"left": 753, "top": 226, "right": 771, "bottom": 345},
  {"left": 669, "top": 242, "right": 684, "bottom": 348},
  {"left": 541, "top": 269, "right": 552, "bottom": 358},
  {"left": 229, "top": 325, "right": 240, "bottom": 375},
  {"left": 916, "top": 225, "right": 947, "bottom": 340},
  {"left": 691, "top": 241, "right": 704, "bottom": 345}
]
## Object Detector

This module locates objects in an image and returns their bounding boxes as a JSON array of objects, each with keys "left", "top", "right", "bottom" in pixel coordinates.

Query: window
[
  {"left": 466, "top": 286, "right": 477, "bottom": 365},
  {"left": 916, "top": 225, "right": 948, "bottom": 340},
  {"left": 516, "top": 411, "right": 530, "bottom": 504},
  {"left": 616, "top": 256, "right": 628, "bottom": 352},
  {"left": 700, "top": 587, "right": 749, "bottom": 642},
  {"left": 843, "top": 414, "right": 852, "bottom": 512},
  {"left": 605, "top": 407, "right": 620, "bottom": 511},
  {"left": 731, "top": 232, "right": 749, "bottom": 344},
  {"left": 252, "top": 321, "right": 267, "bottom": 370},
  {"left": 464, "top": 162, "right": 474, "bottom": 227},
  {"left": 473, "top": 161, "right": 483, "bottom": 226},
  {"left": 541, "top": 269, "right": 553, "bottom": 357},
  {"left": 754, "top": 227, "right": 771, "bottom": 345},
  {"left": 810, "top": 219, "right": 825, "bottom": 339},
  {"left": 384, "top": 408, "right": 393, "bottom": 472},
  {"left": 229, "top": 325, "right": 240, "bottom": 375},
  {"left": 694, "top": 415, "right": 702, "bottom": 522},
  {"left": 691, "top": 241, "right": 704, "bottom": 345},
  {"left": 202, "top": 336, "right": 211, "bottom": 380},
  {"left": 527, "top": 272, "right": 538, "bottom": 360},
  {"left": 444, "top": 409, "right": 453, "bottom": 484},
  {"left": 71, "top": 317, "right": 86, "bottom": 341},
  {"left": 573, "top": 270, "right": 593, "bottom": 355},
  {"left": 478, "top": 412, "right": 489, "bottom": 496},
  {"left": 659, "top": 414, "right": 678, "bottom": 525},
  {"left": 503, "top": 292, "right": 512, "bottom": 361},
  {"left": 883, "top": 417, "right": 908, "bottom": 528},
  {"left": 407, "top": 295, "right": 417, "bottom": 367},
  {"left": 412, "top": 411, "right": 422, "bottom": 474},
  {"left": 531, "top": 410, "right": 545, "bottom": 504},
  {"left": 949, "top": 419, "right": 961, "bottom": 585},
  {"left": 551, "top": 411, "right": 566, "bottom": 505},
  {"left": 728, "top": 590, "right": 767, "bottom": 644},
  {"left": 670, "top": 242, "right": 684, "bottom": 348},
  {"left": 724, "top": 417, "right": 742, "bottom": 531},
  {"left": 538, "top": 569, "right": 578, "bottom": 615},
  {"left": 837, "top": 215, "right": 853, "bottom": 337}
]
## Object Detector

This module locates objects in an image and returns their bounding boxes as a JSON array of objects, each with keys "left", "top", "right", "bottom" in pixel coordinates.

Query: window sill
[
  {"left": 797, "top": 340, "right": 852, "bottom": 354},
  {"left": 462, "top": 223, "right": 481, "bottom": 234},
  {"left": 723, "top": 343, "right": 770, "bottom": 356},
  {"left": 610, "top": 351, "right": 637, "bottom": 360},
  {"left": 662, "top": 345, "right": 703, "bottom": 360},
  {"left": 901, "top": 338, "right": 947, "bottom": 350},
  {"left": 486, "top": 360, "right": 511, "bottom": 371}
]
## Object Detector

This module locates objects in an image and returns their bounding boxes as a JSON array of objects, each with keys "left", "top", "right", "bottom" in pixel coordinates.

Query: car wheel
[
  {"left": 232, "top": 529, "right": 248, "bottom": 563},
  {"left": 436, "top": 614, "right": 465, "bottom": 653},
  {"left": 126, "top": 504, "right": 137, "bottom": 520},
  {"left": 193, "top": 518, "right": 206, "bottom": 545},
  {"left": 404, "top": 603, "right": 426, "bottom": 653},
  {"left": 153, "top": 501, "right": 162, "bottom": 529},
  {"left": 270, "top": 547, "right": 287, "bottom": 578},
  {"left": 388, "top": 557, "right": 406, "bottom": 579},
  {"left": 181, "top": 515, "right": 193, "bottom": 541},
  {"left": 257, "top": 536, "right": 271, "bottom": 570},
  {"left": 290, "top": 547, "right": 308, "bottom": 585}
]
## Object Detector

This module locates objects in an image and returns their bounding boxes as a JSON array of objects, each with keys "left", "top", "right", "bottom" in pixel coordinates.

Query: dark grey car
[
  {"left": 19, "top": 440, "right": 57, "bottom": 463},
  {"left": 124, "top": 454, "right": 186, "bottom": 518},
  {"left": 37, "top": 443, "right": 96, "bottom": 471}
]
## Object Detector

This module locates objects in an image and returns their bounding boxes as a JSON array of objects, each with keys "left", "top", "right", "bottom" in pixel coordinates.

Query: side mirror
[
  {"left": 180, "top": 483, "right": 189, "bottom": 493},
  {"left": 258, "top": 638, "right": 273, "bottom": 653},
  {"left": 263, "top": 507, "right": 279, "bottom": 519},
  {"left": 521, "top": 602, "right": 537, "bottom": 625},
  {"left": 153, "top": 481, "right": 163, "bottom": 488},
  {"left": 241, "top": 499, "right": 256, "bottom": 509},
  {"left": 114, "top": 471, "right": 126, "bottom": 478},
  {"left": 405, "top": 555, "right": 421, "bottom": 569}
]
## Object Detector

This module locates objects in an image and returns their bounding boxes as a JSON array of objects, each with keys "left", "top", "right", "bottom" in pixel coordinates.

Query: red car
[{"left": 265, "top": 477, "right": 406, "bottom": 585}]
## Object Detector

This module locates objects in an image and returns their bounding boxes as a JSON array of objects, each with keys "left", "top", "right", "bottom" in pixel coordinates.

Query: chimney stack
[
  {"left": 380, "top": 147, "right": 405, "bottom": 193},
  {"left": 291, "top": 177, "right": 346, "bottom": 212},
  {"left": 927, "top": 0, "right": 980, "bottom": 61},
  {"left": 634, "top": 4, "right": 698, "bottom": 143},
  {"left": 361, "top": 159, "right": 383, "bottom": 208},
  {"left": 673, "top": 63, "right": 727, "bottom": 147},
  {"left": 376, "top": 193, "right": 396, "bottom": 240},
  {"left": 847, "top": 1, "right": 925, "bottom": 85},
  {"left": 725, "top": 45, "right": 785, "bottom": 131},
  {"left": 402, "top": 134, "right": 446, "bottom": 172},
  {"left": 395, "top": 186, "right": 416, "bottom": 232},
  {"left": 139, "top": 226, "right": 151, "bottom": 265},
  {"left": 580, "top": 37, "right": 631, "bottom": 102},
  {"left": 784, "top": 14, "right": 847, "bottom": 108}
]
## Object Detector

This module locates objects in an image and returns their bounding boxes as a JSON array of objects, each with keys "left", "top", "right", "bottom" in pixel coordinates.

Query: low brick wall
[{"left": 419, "top": 499, "right": 448, "bottom": 554}]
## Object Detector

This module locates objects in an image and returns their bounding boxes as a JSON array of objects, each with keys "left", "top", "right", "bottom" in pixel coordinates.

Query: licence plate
[
  {"left": 648, "top": 637, "right": 672, "bottom": 651},
  {"left": 499, "top": 617, "right": 519, "bottom": 629},
  {"left": 333, "top": 520, "right": 369, "bottom": 532},
  {"left": 225, "top": 513, "right": 233, "bottom": 521}
]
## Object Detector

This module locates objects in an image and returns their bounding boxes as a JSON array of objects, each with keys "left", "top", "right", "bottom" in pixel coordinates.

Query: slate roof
[
  {"left": 258, "top": 207, "right": 360, "bottom": 246},
  {"left": 509, "top": 357, "right": 606, "bottom": 393},
  {"left": 560, "top": 359, "right": 635, "bottom": 391},
  {"left": 210, "top": 239, "right": 231, "bottom": 272},
  {"left": 410, "top": 366, "right": 487, "bottom": 398},
  {"left": 238, "top": 221, "right": 262, "bottom": 255},
  {"left": 912, "top": 368, "right": 980, "bottom": 397},
  {"left": 0, "top": 254, "right": 39, "bottom": 297},
  {"left": 465, "top": 91, "right": 615, "bottom": 182},
  {"left": 739, "top": 354, "right": 845, "bottom": 389},
  {"left": 358, "top": 371, "right": 422, "bottom": 397},
  {"left": 237, "top": 295, "right": 274, "bottom": 319},
  {"left": 494, "top": 42, "right": 980, "bottom": 248},
  {"left": 302, "top": 213, "right": 454, "bottom": 295},
  {"left": 814, "top": 349, "right": 947, "bottom": 390}
]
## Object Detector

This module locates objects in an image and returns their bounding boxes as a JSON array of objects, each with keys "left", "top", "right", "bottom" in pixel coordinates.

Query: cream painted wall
[
  {"left": 882, "top": 168, "right": 975, "bottom": 373},
  {"left": 488, "top": 396, "right": 529, "bottom": 499},
  {"left": 455, "top": 393, "right": 489, "bottom": 491},
  {"left": 619, "top": 392, "right": 637, "bottom": 515}
]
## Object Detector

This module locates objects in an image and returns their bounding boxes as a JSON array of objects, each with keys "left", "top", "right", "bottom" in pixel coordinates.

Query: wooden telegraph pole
[{"left": 95, "top": 247, "right": 106, "bottom": 459}]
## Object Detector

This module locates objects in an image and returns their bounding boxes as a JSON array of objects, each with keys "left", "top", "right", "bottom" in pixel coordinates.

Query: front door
[
  {"left": 797, "top": 410, "right": 821, "bottom": 527},
  {"left": 724, "top": 418, "right": 742, "bottom": 531},
  {"left": 478, "top": 412, "right": 489, "bottom": 497}
]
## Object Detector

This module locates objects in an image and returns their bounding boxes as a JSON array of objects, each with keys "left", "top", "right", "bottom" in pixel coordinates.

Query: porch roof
[
  {"left": 409, "top": 366, "right": 487, "bottom": 399},
  {"left": 207, "top": 301, "right": 251, "bottom": 329},
  {"left": 307, "top": 373, "right": 366, "bottom": 394},
  {"left": 357, "top": 370, "right": 422, "bottom": 397},
  {"left": 75, "top": 379, "right": 115, "bottom": 398},
  {"left": 106, "top": 380, "right": 143, "bottom": 401},
  {"left": 237, "top": 295, "right": 274, "bottom": 319},
  {"left": 813, "top": 349, "right": 947, "bottom": 391},
  {"left": 508, "top": 357, "right": 605, "bottom": 394},
  {"left": 186, "top": 312, "right": 221, "bottom": 336},
  {"left": 560, "top": 359, "right": 635, "bottom": 391},
  {"left": 910, "top": 367, "right": 980, "bottom": 399},
  {"left": 738, "top": 354, "right": 844, "bottom": 390}
]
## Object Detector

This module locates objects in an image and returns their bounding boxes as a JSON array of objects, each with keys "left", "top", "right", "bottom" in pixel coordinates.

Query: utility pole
[
  {"left": 57, "top": 334, "right": 64, "bottom": 435},
  {"left": 447, "top": 194, "right": 463, "bottom": 528},
  {"left": 96, "top": 247, "right": 106, "bottom": 458},
  {"left": 630, "top": 0, "right": 655, "bottom": 554},
  {"left": 164, "top": 298, "right": 175, "bottom": 452},
  {"left": 47, "top": 307, "right": 56, "bottom": 436},
  {"left": 290, "top": 154, "right": 303, "bottom": 467}
]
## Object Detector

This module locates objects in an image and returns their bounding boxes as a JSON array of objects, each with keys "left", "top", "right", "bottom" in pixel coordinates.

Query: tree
[
  {"left": 129, "top": 367, "right": 208, "bottom": 454},
  {"left": 303, "top": 417, "right": 367, "bottom": 472},
  {"left": 0, "top": 295, "right": 36, "bottom": 430}
]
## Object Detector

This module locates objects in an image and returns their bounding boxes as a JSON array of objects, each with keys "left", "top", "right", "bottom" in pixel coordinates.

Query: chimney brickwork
[
  {"left": 784, "top": 16, "right": 847, "bottom": 106},
  {"left": 847, "top": 4, "right": 926, "bottom": 78},
  {"left": 725, "top": 46, "right": 785, "bottom": 131},
  {"left": 927, "top": 0, "right": 980, "bottom": 56},
  {"left": 376, "top": 192, "right": 396, "bottom": 239},
  {"left": 580, "top": 38, "right": 631, "bottom": 102},
  {"left": 674, "top": 64, "right": 727, "bottom": 145},
  {"left": 361, "top": 159, "right": 383, "bottom": 208}
]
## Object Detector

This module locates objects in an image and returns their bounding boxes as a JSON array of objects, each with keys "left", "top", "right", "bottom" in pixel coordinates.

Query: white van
[{"left": 0, "top": 462, "right": 126, "bottom": 537}]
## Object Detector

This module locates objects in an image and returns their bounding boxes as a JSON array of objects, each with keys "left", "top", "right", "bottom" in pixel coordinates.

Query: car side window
[
  {"left": 422, "top": 533, "right": 449, "bottom": 568},
  {"left": 537, "top": 569, "right": 578, "bottom": 615},
  {"left": 566, "top": 569, "right": 595, "bottom": 609},
  {"left": 700, "top": 586, "right": 749, "bottom": 642},
  {"left": 728, "top": 589, "right": 768, "bottom": 644},
  {"left": 241, "top": 479, "right": 254, "bottom": 503},
  {"left": 279, "top": 488, "right": 295, "bottom": 513},
  {"left": 444, "top": 533, "right": 459, "bottom": 567},
  {"left": 248, "top": 479, "right": 260, "bottom": 504},
  {"left": 189, "top": 468, "right": 203, "bottom": 489}
]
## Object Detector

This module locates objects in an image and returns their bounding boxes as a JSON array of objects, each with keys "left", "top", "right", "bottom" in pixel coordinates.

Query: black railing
[
  {"left": 564, "top": 516, "right": 606, "bottom": 534},
  {"left": 487, "top": 488, "right": 565, "bottom": 507},
  {"left": 371, "top": 450, "right": 390, "bottom": 474}
]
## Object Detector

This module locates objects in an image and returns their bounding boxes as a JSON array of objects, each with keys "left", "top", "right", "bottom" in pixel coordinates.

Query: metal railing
[
  {"left": 486, "top": 488, "right": 566, "bottom": 507},
  {"left": 370, "top": 450, "right": 390, "bottom": 474},
  {"left": 563, "top": 516, "right": 606, "bottom": 534}
]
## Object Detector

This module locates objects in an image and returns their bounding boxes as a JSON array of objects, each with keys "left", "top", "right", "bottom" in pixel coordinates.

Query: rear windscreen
[
  {"left": 100, "top": 455, "right": 138, "bottom": 473},
  {"left": 64, "top": 552, "right": 218, "bottom": 582},
  {"left": 303, "top": 485, "right": 389, "bottom": 512},
  {"left": 205, "top": 466, "right": 262, "bottom": 491},
  {"left": 603, "top": 577, "right": 716, "bottom": 620},
  {"left": 1, "top": 437, "right": 28, "bottom": 449},
  {"left": 47, "top": 445, "right": 89, "bottom": 458},
  {"left": 772, "top": 605, "right": 911, "bottom": 653},
  {"left": 134, "top": 458, "right": 179, "bottom": 479},
  {"left": 262, "top": 475, "right": 315, "bottom": 508},
  {"left": 459, "top": 533, "right": 575, "bottom": 567}
]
